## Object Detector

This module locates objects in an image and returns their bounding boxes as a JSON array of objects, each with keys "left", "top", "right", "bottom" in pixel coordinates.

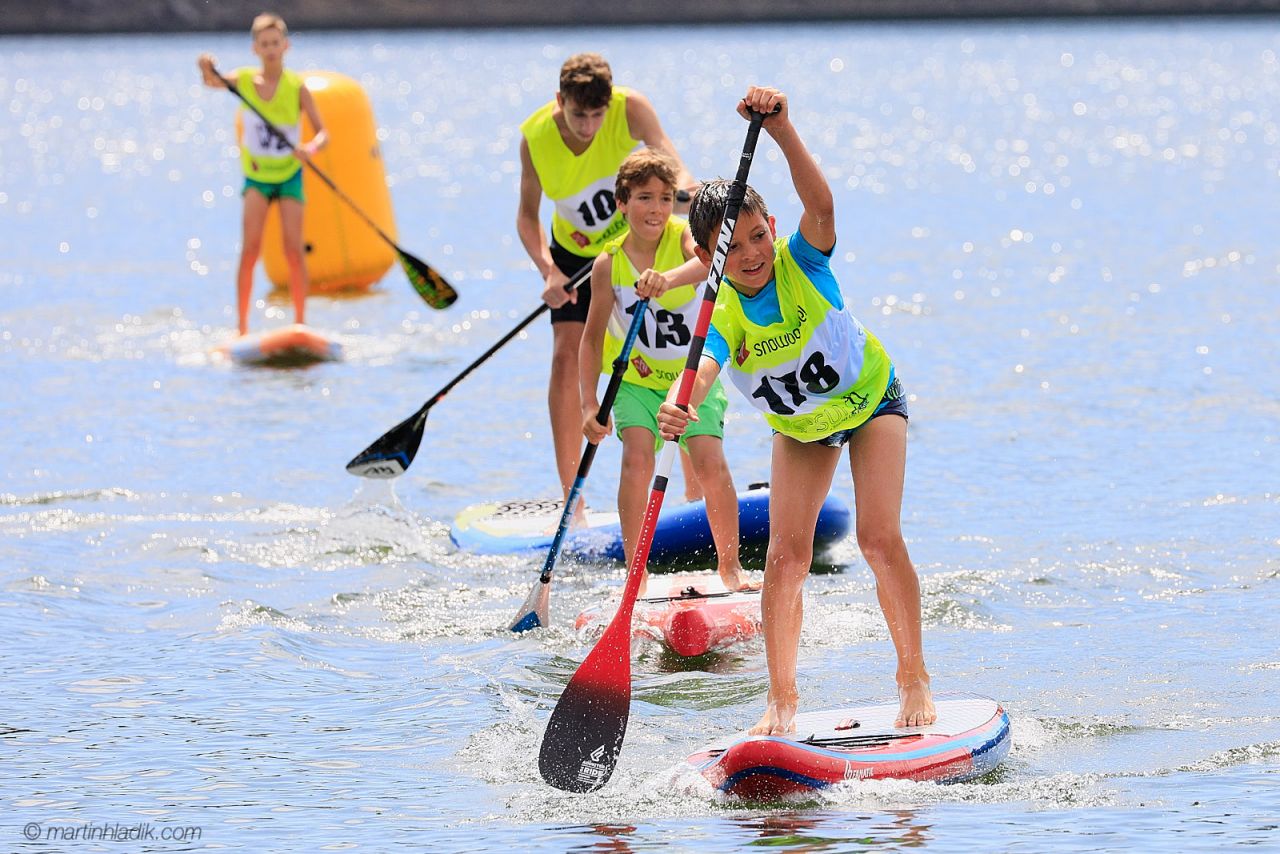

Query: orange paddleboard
[{"left": 219, "top": 324, "right": 342, "bottom": 366}]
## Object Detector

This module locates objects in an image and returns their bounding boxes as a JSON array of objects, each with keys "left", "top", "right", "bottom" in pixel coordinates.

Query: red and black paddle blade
[
  {"left": 344, "top": 409, "right": 426, "bottom": 478},
  {"left": 399, "top": 249, "right": 457, "bottom": 310},
  {"left": 537, "top": 620, "right": 632, "bottom": 792}
]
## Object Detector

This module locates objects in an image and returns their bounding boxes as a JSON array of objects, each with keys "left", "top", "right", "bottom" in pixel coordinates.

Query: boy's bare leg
[
  {"left": 847, "top": 415, "right": 936, "bottom": 728},
  {"left": 749, "top": 435, "right": 840, "bottom": 735},
  {"left": 680, "top": 447, "right": 703, "bottom": 502},
  {"left": 278, "top": 197, "right": 308, "bottom": 326},
  {"left": 618, "top": 427, "right": 656, "bottom": 598},
  {"left": 686, "top": 435, "right": 757, "bottom": 592},
  {"left": 549, "top": 321, "right": 587, "bottom": 526},
  {"left": 237, "top": 191, "right": 271, "bottom": 335}
]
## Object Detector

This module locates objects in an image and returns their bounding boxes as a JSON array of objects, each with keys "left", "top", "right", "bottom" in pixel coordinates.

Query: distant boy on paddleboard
[
  {"left": 517, "top": 53, "right": 700, "bottom": 524},
  {"left": 198, "top": 13, "right": 327, "bottom": 336},
  {"left": 657, "top": 87, "right": 936, "bottom": 734},
  {"left": 579, "top": 148, "right": 759, "bottom": 596}
]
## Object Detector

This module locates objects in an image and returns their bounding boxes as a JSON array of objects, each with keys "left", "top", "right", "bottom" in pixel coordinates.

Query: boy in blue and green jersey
[{"left": 658, "top": 87, "right": 936, "bottom": 737}]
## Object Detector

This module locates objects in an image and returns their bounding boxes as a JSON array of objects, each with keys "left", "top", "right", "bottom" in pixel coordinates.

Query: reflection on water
[{"left": 736, "top": 809, "right": 932, "bottom": 850}]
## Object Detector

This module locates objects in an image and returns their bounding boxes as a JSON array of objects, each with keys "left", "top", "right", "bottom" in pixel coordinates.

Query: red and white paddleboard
[
  {"left": 220, "top": 324, "right": 342, "bottom": 366},
  {"left": 574, "top": 572, "right": 761, "bottom": 658},
  {"left": 688, "top": 693, "right": 1011, "bottom": 802}
]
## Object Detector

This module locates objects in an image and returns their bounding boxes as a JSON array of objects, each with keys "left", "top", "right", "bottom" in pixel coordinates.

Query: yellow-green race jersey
[
  {"left": 601, "top": 216, "right": 701, "bottom": 390},
  {"left": 711, "top": 234, "right": 892, "bottom": 442},
  {"left": 520, "top": 87, "right": 639, "bottom": 258},
  {"left": 236, "top": 67, "right": 303, "bottom": 183}
]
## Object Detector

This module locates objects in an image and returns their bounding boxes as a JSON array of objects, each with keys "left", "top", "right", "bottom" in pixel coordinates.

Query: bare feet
[
  {"left": 895, "top": 676, "right": 937, "bottom": 728},
  {"left": 718, "top": 565, "right": 762, "bottom": 592},
  {"left": 749, "top": 690, "right": 799, "bottom": 736}
]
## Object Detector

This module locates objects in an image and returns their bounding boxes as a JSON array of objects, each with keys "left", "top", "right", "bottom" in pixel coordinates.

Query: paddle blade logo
[
  {"left": 347, "top": 459, "right": 405, "bottom": 479},
  {"left": 577, "top": 744, "right": 611, "bottom": 787}
]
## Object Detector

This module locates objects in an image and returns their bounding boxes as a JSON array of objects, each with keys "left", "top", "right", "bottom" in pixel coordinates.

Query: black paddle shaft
[{"left": 345, "top": 263, "right": 593, "bottom": 477}]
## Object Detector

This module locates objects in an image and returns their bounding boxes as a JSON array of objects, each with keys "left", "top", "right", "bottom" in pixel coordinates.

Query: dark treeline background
[{"left": 5, "top": 0, "right": 1280, "bottom": 35}]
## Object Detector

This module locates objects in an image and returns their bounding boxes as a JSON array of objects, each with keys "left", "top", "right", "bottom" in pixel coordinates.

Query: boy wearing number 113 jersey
[
  {"left": 579, "top": 149, "right": 758, "bottom": 596},
  {"left": 657, "top": 87, "right": 936, "bottom": 737}
]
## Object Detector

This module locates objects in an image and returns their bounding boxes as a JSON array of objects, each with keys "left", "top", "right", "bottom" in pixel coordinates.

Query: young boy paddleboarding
[
  {"left": 658, "top": 87, "right": 936, "bottom": 734},
  {"left": 198, "top": 13, "right": 327, "bottom": 336},
  {"left": 517, "top": 53, "right": 700, "bottom": 523},
  {"left": 579, "top": 148, "right": 758, "bottom": 596}
]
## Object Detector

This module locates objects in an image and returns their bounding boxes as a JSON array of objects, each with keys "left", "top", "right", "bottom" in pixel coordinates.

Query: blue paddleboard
[{"left": 449, "top": 484, "right": 850, "bottom": 563}]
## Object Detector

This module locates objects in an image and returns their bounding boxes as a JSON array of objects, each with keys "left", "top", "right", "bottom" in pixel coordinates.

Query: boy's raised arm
[{"left": 740, "top": 86, "right": 835, "bottom": 253}]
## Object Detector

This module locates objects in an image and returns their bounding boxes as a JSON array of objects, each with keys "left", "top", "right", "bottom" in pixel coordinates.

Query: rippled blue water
[{"left": 2, "top": 17, "right": 1278, "bottom": 852}]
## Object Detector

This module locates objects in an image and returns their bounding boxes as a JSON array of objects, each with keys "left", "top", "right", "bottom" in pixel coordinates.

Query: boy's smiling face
[
  {"left": 618, "top": 176, "right": 675, "bottom": 242},
  {"left": 697, "top": 209, "right": 778, "bottom": 294}
]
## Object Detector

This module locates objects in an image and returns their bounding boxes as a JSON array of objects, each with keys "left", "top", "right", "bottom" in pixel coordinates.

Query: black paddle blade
[
  {"left": 345, "top": 410, "right": 425, "bottom": 478},
  {"left": 399, "top": 250, "right": 457, "bottom": 310},
  {"left": 538, "top": 628, "right": 631, "bottom": 792}
]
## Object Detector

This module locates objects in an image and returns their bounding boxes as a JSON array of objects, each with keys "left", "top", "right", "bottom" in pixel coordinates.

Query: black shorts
[
  {"left": 549, "top": 240, "right": 593, "bottom": 325},
  {"left": 813, "top": 376, "right": 910, "bottom": 448}
]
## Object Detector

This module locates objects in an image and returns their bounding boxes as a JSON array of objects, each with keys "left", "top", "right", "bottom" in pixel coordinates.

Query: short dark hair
[
  {"left": 559, "top": 53, "right": 612, "bottom": 110},
  {"left": 615, "top": 148, "right": 678, "bottom": 203},
  {"left": 687, "top": 178, "right": 769, "bottom": 251}
]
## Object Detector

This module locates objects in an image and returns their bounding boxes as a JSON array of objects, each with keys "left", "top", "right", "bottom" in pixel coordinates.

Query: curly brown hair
[
  {"left": 615, "top": 148, "right": 678, "bottom": 204},
  {"left": 558, "top": 53, "right": 612, "bottom": 110}
]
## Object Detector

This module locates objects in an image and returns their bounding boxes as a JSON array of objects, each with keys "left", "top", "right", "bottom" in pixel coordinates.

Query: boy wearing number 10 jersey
[
  {"left": 517, "top": 54, "right": 698, "bottom": 528},
  {"left": 579, "top": 149, "right": 759, "bottom": 596}
]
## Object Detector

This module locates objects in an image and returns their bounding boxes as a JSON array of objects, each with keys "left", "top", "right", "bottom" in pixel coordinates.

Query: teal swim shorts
[{"left": 243, "top": 169, "right": 304, "bottom": 204}]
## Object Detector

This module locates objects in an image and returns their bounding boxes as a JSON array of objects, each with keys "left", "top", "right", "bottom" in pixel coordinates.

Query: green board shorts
[
  {"left": 243, "top": 169, "right": 304, "bottom": 204},
  {"left": 613, "top": 379, "right": 729, "bottom": 450}
]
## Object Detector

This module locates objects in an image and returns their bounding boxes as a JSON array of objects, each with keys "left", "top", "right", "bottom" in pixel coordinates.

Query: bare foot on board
[
  {"left": 896, "top": 676, "right": 937, "bottom": 728},
  {"left": 749, "top": 691, "right": 799, "bottom": 736},
  {"left": 718, "top": 565, "right": 762, "bottom": 592}
]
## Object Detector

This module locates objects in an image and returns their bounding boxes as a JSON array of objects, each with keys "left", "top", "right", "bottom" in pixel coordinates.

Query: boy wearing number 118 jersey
[{"left": 657, "top": 87, "right": 936, "bottom": 738}]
